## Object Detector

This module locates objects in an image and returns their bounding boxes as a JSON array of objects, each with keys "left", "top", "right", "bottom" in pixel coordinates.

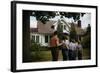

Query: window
[
  {"left": 45, "top": 35, "right": 48, "bottom": 43},
  {"left": 32, "top": 35, "right": 35, "bottom": 43},
  {"left": 50, "top": 35, "right": 52, "bottom": 39},
  {"left": 36, "top": 36, "right": 39, "bottom": 43},
  {"left": 64, "top": 25, "right": 66, "bottom": 30}
]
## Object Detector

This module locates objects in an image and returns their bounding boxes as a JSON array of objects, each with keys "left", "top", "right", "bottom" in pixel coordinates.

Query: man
[{"left": 50, "top": 31, "right": 60, "bottom": 61}]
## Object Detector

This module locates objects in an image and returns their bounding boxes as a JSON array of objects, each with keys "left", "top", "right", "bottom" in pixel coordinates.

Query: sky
[
  {"left": 80, "top": 13, "right": 91, "bottom": 28},
  {"left": 30, "top": 16, "right": 37, "bottom": 28},
  {"left": 30, "top": 13, "right": 91, "bottom": 29}
]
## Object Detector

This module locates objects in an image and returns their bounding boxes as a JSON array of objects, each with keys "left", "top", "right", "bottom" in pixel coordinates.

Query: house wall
[
  {"left": 54, "top": 18, "right": 70, "bottom": 34},
  {"left": 30, "top": 33, "right": 50, "bottom": 47}
]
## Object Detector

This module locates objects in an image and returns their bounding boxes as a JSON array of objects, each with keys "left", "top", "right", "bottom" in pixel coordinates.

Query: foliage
[
  {"left": 33, "top": 11, "right": 56, "bottom": 24},
  {"left": 32, "top": 11, "right": 85, "bottom": 24},
  {"left": 81, "top": 24, "right": 91, "bottom": 49},
  {"left": 82, "top": 35, "right": 91, "bottom": 49},
  {"left": 30, "top": 42, "right": 45, "bottom": 61}
]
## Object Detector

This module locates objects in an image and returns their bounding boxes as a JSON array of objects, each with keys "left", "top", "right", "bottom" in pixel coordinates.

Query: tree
[
  {"left": 82, "top": 24, "right": 91, "bottom": 48},
  {"left": 32, "top": 11, "right": 85, "bottom": 24},
  {"left": 32, "top": 11, "right": 56, "bottom": 24},
  {"left": 81, "top": 24, "right": 91, "bottom": 59},
  {"left": 23, "top": 10, "right": 32, "bottom": 62}
]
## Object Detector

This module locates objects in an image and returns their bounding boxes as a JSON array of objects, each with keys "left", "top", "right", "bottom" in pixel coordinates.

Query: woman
[{"left": 50, "top": 31, "right": 60, "bottom": 61}]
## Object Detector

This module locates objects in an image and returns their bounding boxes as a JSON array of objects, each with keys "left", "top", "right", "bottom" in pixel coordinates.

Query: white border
[{"left": 16, "top": 4, "right": 96, "bottom": 70}]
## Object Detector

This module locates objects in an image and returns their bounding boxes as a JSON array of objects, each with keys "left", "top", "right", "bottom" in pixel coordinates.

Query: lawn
[{"left": 31, "top": 48, "right": 90, "bottom": 62}]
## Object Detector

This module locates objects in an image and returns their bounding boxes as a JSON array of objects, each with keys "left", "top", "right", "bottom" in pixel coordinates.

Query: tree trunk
[{"left": 23, "top": 11, "right": 32, "bottom": 62}]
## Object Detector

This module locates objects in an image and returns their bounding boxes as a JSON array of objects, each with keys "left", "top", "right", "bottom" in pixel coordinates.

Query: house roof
[
  {"left": 30, "top": 28, "right": 38, "bottom": 33},
  {"left": 30, "top": 20, "right": 56, "bottom": 34},
  {"left": 30, "top": 20, "right": 85, "bottom": 35}
]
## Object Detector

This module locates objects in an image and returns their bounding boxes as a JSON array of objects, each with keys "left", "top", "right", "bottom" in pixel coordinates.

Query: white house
[
  {"left": 30, "top": 20, "right": 56, "bottom": 46},
  {"left": 53, "top": 18, "right": 71, "bottom": 34},
  {"left": 30, "top": 18, "right": 84, "bottom": 47}
]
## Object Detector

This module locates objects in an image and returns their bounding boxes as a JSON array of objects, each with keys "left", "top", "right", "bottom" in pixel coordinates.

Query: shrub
[{"left": 30, "top": 42, "right": 45, "bottom": 61}]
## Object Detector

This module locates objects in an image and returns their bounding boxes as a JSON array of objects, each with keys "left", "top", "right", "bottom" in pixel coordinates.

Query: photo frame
[{"left": 11, "top": 1, "right": 98, "bottom": 72}]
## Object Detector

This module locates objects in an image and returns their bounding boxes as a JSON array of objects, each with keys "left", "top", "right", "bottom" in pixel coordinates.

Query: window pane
[
  {"left": 45, "top": 35, "right": 48, "bottom": 43},
  {"left": 36, "top": 36, "right": 39, "bottom": 43},
  {"left": 32, "top": 35, "right": 35, "bottom": 42},
  {"left": 64, "top": 25, "right": 66, "bottom": 30}
]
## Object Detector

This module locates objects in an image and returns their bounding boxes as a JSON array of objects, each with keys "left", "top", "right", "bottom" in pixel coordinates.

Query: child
[
  {"left": 68, "top": 39, "right": 77, "bottom": 60},
  {"left": 61, "top": 36, "right": 69, "bottom": 60},
  {"left": 77, "top": 41, "right": 83, "bottom": 60}
]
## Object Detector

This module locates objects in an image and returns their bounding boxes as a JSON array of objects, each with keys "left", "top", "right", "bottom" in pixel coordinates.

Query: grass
[
  {"left": 82, "top": 48, "right": 91, "bottom": 59},
  {"left": 31, "top": 48, "right": 90, "bottom": 62}
]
